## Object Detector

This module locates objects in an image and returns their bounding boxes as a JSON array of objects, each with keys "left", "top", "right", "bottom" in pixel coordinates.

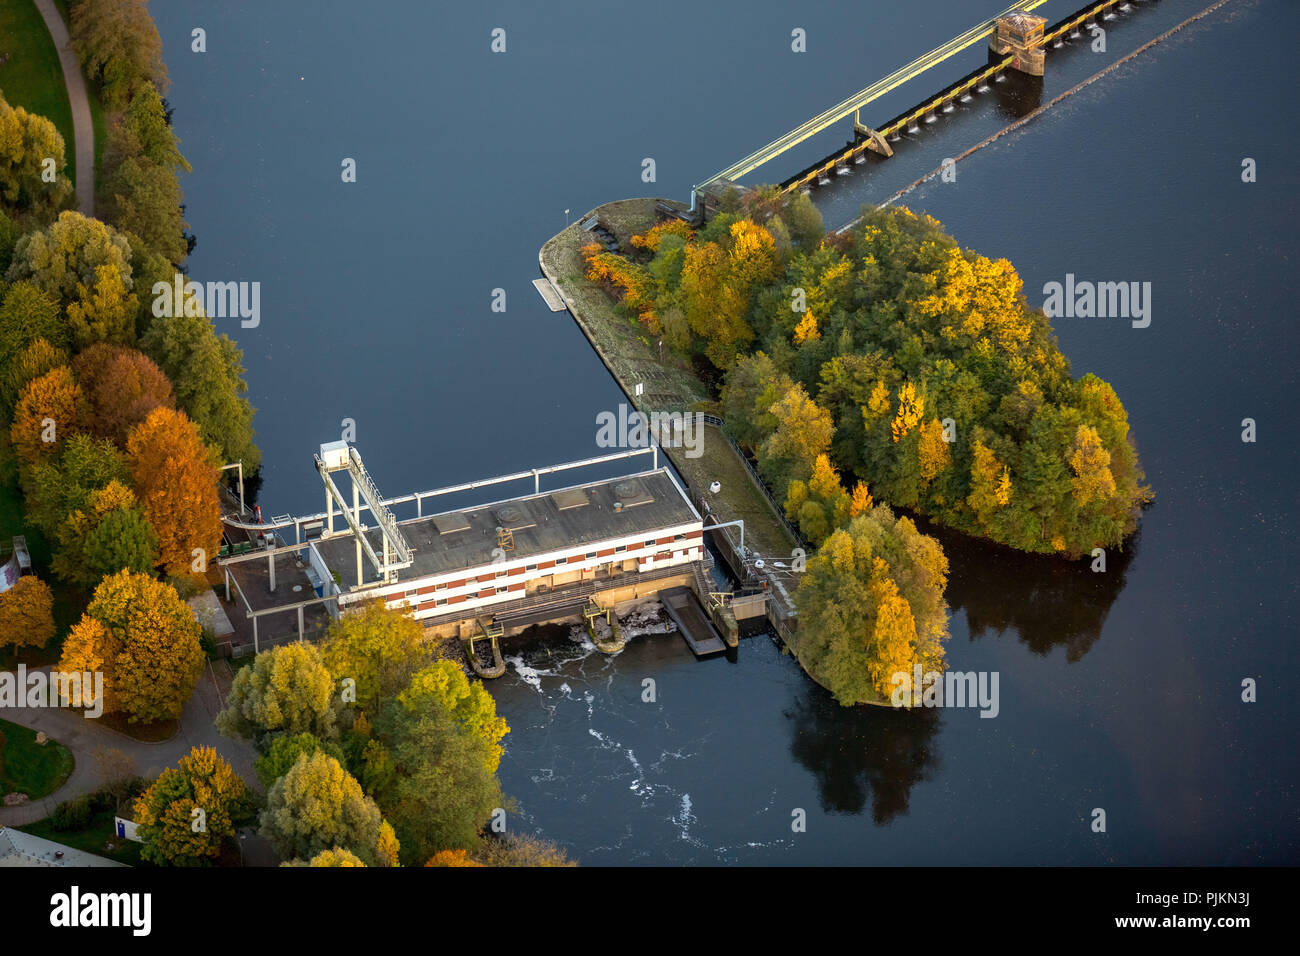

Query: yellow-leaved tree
[
  {"left": 320, "top": 601, "right": 433, "bottom": 718},
  {"left": 0, "top": 575, "right": 56, "bottom": 654},
  {"left": 57, "top": 570, "right": 204, "bottom": 723},
  {"left": 216, "top": 640, "right": 342, "bottom": 746},
  {"left": 133, "top": 746, "right": 250, "bottom": 866},
  {"left": 759, "top": 384, "right": 835, "bottom": 499},
  {"left": 1068, "top": 424, "right": 1116, "bottom": 506},
  {"left": 260, "top": 751, "right": 399, "bottom": 867},
  {"left": 784, "top": 453, "right": 851, "bottom": 545},
  {"left": 65, "top": 264, "right": 138, "bottom": 348},
  {"left": 891, "top": 382, "right": 924, "bottom": 443},
  {"left": 917, "top": 418, "right": 952, "bottom": 482},
  {"left": 794, "top": 507, "right": 949, "bottom": 705}
]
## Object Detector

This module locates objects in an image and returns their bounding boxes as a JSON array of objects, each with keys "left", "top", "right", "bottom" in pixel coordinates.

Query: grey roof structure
[
  {"left": 0, "top": 827, "right": 126, "bottom": 867},
  {"left": 312, "top": 469, "right": 700, "bottom": 583}
]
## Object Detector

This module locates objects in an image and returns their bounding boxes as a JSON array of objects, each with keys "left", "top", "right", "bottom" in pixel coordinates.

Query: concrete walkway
[
  {"left": 32, "top": 0, "right": 94, "bottom": 214},
  {"left": 0, "top": 663, "right": 259, "bottom": 828}
]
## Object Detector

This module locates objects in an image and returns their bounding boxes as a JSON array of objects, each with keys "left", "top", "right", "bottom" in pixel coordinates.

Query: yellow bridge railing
[
  {"left": 698, "top": 0, "right": 1050, "bottom": 193},
  {"left": 781, "top": 55, "right": 1014, "bottom": 195}
]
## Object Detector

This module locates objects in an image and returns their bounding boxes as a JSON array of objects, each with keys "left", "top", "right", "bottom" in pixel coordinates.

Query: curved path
[
  {"left": 32, "top": 0, "right": 94, "bottom": 214},
  {"left": 0, "top": 664, "right": 258, "bottom": 828}
]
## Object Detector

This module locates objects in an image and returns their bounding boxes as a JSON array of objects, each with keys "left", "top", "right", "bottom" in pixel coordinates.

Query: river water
[{"left": 152, "top": 0, "right": 1297, "bottom": 864}]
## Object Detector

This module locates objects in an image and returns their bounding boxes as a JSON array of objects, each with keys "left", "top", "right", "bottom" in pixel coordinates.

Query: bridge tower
[{"left": 989, "top": 11, "right": 1047, "bottom": 76}]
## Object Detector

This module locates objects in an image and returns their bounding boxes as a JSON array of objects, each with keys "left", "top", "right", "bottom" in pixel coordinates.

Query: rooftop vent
[
  {"left": 493, "top": 504, "right": 536, "bottom": 531},
  {"left": 551, "top": 488, "right": 590, "bottom": 511},
  {"left": 432, "top": 513, "right": 471, "bottom": 535},
  {"left": 612, "top": 479, "right": 654, "bottom": 508}
]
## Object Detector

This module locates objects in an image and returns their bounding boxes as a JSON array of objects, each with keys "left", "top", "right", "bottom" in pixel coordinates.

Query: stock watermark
[
  {"left": 890, "top": 665, "right": 999, "bottom": 718},
  {"left": 1042, "top": 273, "right": 1151, "bottom": 328},
  {"left": 595, "top": 404, "right": 704, "bottom": 459},
  {"left": 152, "top": 273, "right": 260, "bottom": 328},
  {"left": 50, "top": 887, "right": 150, "bottom": 936},
  {"left": 0, "top": 665, "right": 104, "bottom": 718}
]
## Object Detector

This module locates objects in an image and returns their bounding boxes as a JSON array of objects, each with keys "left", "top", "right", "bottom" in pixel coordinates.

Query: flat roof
[
  {"left": 0, "top": 827, "right": 126, "bottom": 867},
  {"left": 313, "top": 469, "right": 699, "bottom": 582}
]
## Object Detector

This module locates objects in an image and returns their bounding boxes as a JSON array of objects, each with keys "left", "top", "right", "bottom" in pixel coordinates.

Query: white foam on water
[{"left": 506, "top": 656, "right": 554, "bottom": 692}]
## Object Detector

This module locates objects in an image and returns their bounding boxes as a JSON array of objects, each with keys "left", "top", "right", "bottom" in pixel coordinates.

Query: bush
[{"left": 51, "top": 794, "right": 94, "bottom": 831}]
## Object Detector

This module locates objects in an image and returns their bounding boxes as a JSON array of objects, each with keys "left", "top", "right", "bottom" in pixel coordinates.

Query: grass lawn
[
  {"left": 0, "top": 0, "right": 77, "bottom": 184},
  {"left": 20, "top": 810, "right": 144, "bottom": 865},
  {"left": 0, "top": 716, "right": 74, "bottom": 797}
]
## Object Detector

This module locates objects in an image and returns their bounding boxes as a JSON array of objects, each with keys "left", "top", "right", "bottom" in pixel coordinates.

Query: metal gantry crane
[{"left": 315, "top": 441, "right": 413, "bottom": 587}]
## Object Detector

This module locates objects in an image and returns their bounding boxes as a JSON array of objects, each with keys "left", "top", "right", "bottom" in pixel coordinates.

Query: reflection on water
[
  {"left": 989, "top": 62, "right": 1045, "bottom": 118},
  {"left": 788, "top": 680, "right": 942, "bottom": 825},
  {"left": 916, "top": 513, "right": 1140, "bottom": 662}
]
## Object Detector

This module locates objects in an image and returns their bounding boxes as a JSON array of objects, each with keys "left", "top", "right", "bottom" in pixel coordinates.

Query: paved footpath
[
  {"left": 32, "top": 0, "right": 94, "bottom": 214},
  {"left": 0, "top": 663, "right": 258, "bottom": 828}
]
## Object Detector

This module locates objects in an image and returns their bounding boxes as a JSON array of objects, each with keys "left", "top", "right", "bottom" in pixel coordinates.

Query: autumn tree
[
  {"left": 72, "top": 343, "right": 175, "bottom": 446},
  {"left": 758, "top": 384, "right": 834, "bottom": 499},
  {"left": 916, "top": 418, "right": 952, "bottom": 483},
  {"left": 474, "top": 834, "right": 577, "bottom": 867},
  {"left": 321, "top": 602, "right": 434, "bottom": 717},
  {"left": 1068, "top": 424, "right": 1116, "bottom": 507},
  {"left": 57, "top": 570, "right": 205, "bottom": 723},
  {"left": 848, "top": 482, "right": 874, "bottom": 518},
  {"left": 784, "top": 454, "right": 851, "bottom": 545},
  {"left": 0, "top": 94, "right": 72, "bottom": 214},
  {"left": 216, "top": 642, "right": 343, "bottom": 748},
  {"left": 966, "top": 439, "right": 1010, "bottom": 532},
  {"left": 140, "top": 311, "right": 260, "bottom": 473},
  {"left": 133, "top": 746, "right": 250, "bottom": 866},
  {"left": 0, "top": 282, "right": 66, "bottom": 377},
  {"left": 9, "top": 366, "right": 85, "bottom": 474},
  {"left": 124, "top": 407, "right": 221, "bottom": 576},
  {"left": 50, "top": 479, "right": 159, "bottom": 586},
  {"left": 65, "top": 264, "right": 138, "bottom": 348},
  {"left": 680, "top": 240, "right": 752, "bottom": 368},
  {"left": 254, "top": 733, "right": 346, "bottom": 790},
  {"left": 795, "top": 508, "right": 950, "bottom": 705},
  {"left": 426, "top": 849, "right": 482, "bottom": 867},
  {"left": 0, "top": 575, "right": 56, "bottom": 653},
  {"left": 369, "top": 661, "right": 509, "bottom": 862},
  {"left": 5, "top": 211, "right": 134, "bottom": 315},
  {"left": 304, "top": 848, "right": 367, "bottom": 867},
  {"left": 24, "top": 432, "right": 128, "bottom": 537},
  {"left": 69, "top": 0, "right": 168, "bottom": 110},
  {"left": 0, "top": 337, "right": 67, "bottom": 419},
  {"left": 260, "top": 752, "right": 399, "bottom": 867}
]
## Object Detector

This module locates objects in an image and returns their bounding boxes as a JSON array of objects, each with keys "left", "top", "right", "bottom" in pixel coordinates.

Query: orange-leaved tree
[
  {"left": 125, "top": 407, "right": 221, "bottom": 577},
  {"left": 0, "top": 575, "right": 57, "bottom": 654},
  {"left": 72, "top": 343, "right": 176, "bottom": 447},
  {"left": 58, "top": 570, "right": 205, "bottom": 723},
  {"left": 10, "top": 365, "right": 85, "bottom": 474}
]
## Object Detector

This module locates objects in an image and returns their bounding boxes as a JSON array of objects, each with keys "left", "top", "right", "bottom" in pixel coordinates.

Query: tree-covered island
[{"left": 577, "top": 187, "right": 1151, "bottom": 704}]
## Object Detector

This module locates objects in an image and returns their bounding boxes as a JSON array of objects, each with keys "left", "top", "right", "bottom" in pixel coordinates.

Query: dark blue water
[{"left": 153, "top": 0, "right": 1298, "bottom": 864}]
